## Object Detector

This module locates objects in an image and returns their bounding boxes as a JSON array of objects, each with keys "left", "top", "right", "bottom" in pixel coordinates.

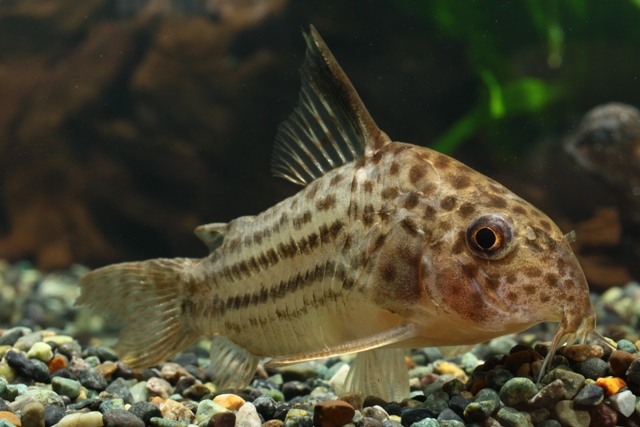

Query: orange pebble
[
  {"left": 47, "top": 356, "right": 67, "bottom": 374},
  {"left": 595, "top": 377, "right": 627, "bottom": 397},
  {"left": 0, "top": 411, "right": 21, "bottom": 427},
  {"left": 470, "top": 379, "right": 488, "bottom": 395}
]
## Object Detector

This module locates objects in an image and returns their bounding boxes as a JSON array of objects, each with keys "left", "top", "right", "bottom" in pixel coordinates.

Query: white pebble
[
  {"left": 236, "top": 402, "right": 261, "bottom": 427},
  {"left": 609, "top": 390, "right": 636, "bottom": 417},
  {"left": 26, "top": 342, "right": 54, "bottom": 362},
  {"left": 329, "top": 363, "right": 350, "bottom": 396},
  {"left": 55, "top": 411, "right": 104, "bottom": 427}
]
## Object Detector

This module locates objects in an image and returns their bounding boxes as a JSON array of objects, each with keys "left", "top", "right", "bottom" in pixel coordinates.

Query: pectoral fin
[
  {"left": 344, "top": 348, "right": 410, "bottom": 402},
  {"left": 208, "top": 336, "right": 261, "bottom": 390},
  {"left": 439, "top": 344, "right": 476, "bottom": 358},
  {"left": 264, "top": 322, "right": 419, "bottom": 367}
]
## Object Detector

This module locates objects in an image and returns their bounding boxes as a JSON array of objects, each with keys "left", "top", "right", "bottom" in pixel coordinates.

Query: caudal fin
[{"left": 77, "top": 258, "right": 199, "bottom": 368}]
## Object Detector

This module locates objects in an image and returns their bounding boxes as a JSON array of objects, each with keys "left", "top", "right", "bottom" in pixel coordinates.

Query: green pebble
[
  {"left": 285, "top": 409, "right": 309, "bottom": 419},
  {"left": 195, "top": 400, "right": 229, "bottom": 424},
  {"left": 553, "top": 369, "right": 585, "bottom": 399},
  {"left": 25, "top": 389, "right": 64, "bottom": 407},
  {"left": 268, "top": 374, "right": 284, "bottom": 385},
  {"left": 21, "top": 401, "right": 45, "bottom": 427},
  {"left": 618, "top": 339, "right": 638, "bottom": 353},
  {"left": 14, "top": 332, "right": 43, "bottom": 351},
  {"left": 0, "top": 364, "right": 15, "bottom": 383},
  {"left": 262, "top": 389, "right": 285, "bottom": 402},
  {"left": 99, "top": 398, "right": 125, "bottom": 412},
  {"left": 489, "top": 336, "right": 517, "bottom": 355},
  {"left": 51, "top": 377, "right": 82, "bottom": 400},
  {"left": 408, "top": 366, "right": 433, "bottom": 379},
  {"left": 150, "top": 417, "right": 187, "bottom": 427},
  {"left": 325, "top": 362, "right": 347, "bottom": 379},
  {"left": 499, "top": 377, "right": 538, "bottom": 406},
  {"left": 4, "top": 384, "right": 28, "bottom": 400},
  {"left": 0, "top": 420, "right": 17, "bottom": 427},
  {"left": 464, "top": 400, "right": 496, "bottom": 422},
  {"left": 496, "top": 407, "right": 528, "bottom": 427},
  {"left": 314, "top": 364, "right": 329, "bottom": 380},
  {"left": 26, "top": 342, "right": 53, "bottom": 362},
  {"left": 409, "top": 418, "right": 439, "bottom": 427},
  {"left": 84, "top": 356, "right": 100, "bottom": 367},
  {"left": 529, "top": 408, "right": 550, "bottom": 424},
  {"left": 130, "top": 381, "right": 149, "bottom": 403},
  {"left": 423, "top": 396, "right": 448, "bottom": 415},
  {"left": 439, "top": 421, "right": 464, "bottom": 427},
  {"left": 460, "top": 352, "right": 479, "bottom": 373},
  {"left": 475, "top": 388, "right": 501, "bottom": 408},
  {"left": 283, "top": 415, "right": 313, "bottom": 427}
]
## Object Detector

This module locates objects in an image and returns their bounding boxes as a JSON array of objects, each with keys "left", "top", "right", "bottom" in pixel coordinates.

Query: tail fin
[{"left": 77, "top": 258, "right": 199, "bottom": 368}]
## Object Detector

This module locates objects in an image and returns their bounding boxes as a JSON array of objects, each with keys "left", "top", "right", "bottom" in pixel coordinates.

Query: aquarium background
[{"left": 1, "top": 0, "right": 639, "bottom": 290}]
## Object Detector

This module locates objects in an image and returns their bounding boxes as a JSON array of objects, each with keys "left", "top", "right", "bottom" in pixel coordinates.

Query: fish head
[{"left": 398, "top": 148, "right": 596, "bottom": 348}]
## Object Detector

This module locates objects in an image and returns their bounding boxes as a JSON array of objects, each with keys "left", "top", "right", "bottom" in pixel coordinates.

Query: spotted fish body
[{"left": 78, "top": 26, "right": 598, "bottom": 401}]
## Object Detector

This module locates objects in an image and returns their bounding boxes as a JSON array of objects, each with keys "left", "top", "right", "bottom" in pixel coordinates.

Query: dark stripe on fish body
[{"left": 215, "top": 258, "right": 354, "bottom": 314}]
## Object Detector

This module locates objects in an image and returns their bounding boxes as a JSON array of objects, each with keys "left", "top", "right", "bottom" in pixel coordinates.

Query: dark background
[{"left": 1, "top": 0, "right": 639, "bottom": 289}]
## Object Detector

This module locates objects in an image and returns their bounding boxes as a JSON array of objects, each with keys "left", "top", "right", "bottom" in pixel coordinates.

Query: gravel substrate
[{"left": 2, "top": 261, "right": 640, "bottom": 427}]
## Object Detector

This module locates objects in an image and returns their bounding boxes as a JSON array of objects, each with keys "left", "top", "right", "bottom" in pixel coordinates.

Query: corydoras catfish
[{"left": 78, "top": 26, "right": 600, "bottom": 401}]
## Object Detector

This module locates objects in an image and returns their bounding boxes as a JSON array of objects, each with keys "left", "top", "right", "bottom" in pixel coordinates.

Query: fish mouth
[{"left": 538, "top": 313, "right": 609, "bottom": 381}]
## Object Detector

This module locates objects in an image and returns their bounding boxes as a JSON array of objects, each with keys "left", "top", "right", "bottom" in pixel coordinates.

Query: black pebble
[
  {"left": 58, "top": 341, "right": 82, "bottom": 359},
  {"left": 272, "top": 404, "right": 291, "bottom": 421},
  {"left": 448, "top": 395, "right": 472, "bottom": 418},
  {"left": 208, "top": 412, "right": 236, "bottom": 427},
  {"left": 50, "top": 368, "right": 74, "bottom": 380},
  {"left": 363, "top": 395, "right": 388, "bottom": 408},
  {"left": 252, "top": 379, "right": 280, "bottom": 391},
  {"left": 83, "top": 346, "right": 118, "bottom": 362},
  {"left": 31, "top": 359, "right": 51, "bottom": 382},
  {"left": 574, "top": 358, "right": 609, "bottom": 380},
  {"left": 0, "top": 329, "right": 24, "bottom": 346},
  {"left": 77, "top": 367, "right": 108, "bottom": 391},
  {"left": 103, "top": 409, "right": 145, "bottom": 427},
  {"left": 183, "top": 365, "right": 206, "bottom": 382},
  {"left": 44, "top": 405, "right": 66, "bottom": 427},
  {"left": 67, "top": 398, "right": 101, "bottom": 411},
  {"left": 114, "top": 362, "right": 135, "bottom": 380},
  {"left": 174, "top": 376, "right": 197, "bottom": 396},
  {"left": 436, "top": 408, "right": 464, "bottom": 423},
  {"left": 253, "top": 395, "right": 277, "bottom": 419},
  {"left": 573, "top": 384, "right": 604, "bottom": 406},
  {"left": 106, "top": 377, "right": 134, "bottom": 405},
  {"left": 5, "top": 350, "right": 37, "bottom": 379},
  {"left": 281, "top": 381, "right": 311, "bottom": 400},
  {"left": 442, "top": 379, "right": 466, "bottom": 397},
  {"left": 485, "top": 369, "right": 514, "bottom": 391},
  {"left": 626, "top": 358, "right": 640, "bottom": 393},
  {"left": 172, "top": 352, "right": 198, "bottom": 366},
  {"left": 128, "top": 401, "right": 162, "bottom": 425},
  {"left": 359, "top": 417, "right": 382, "bottom": 427},
  {"left": 139, "top": 368, "right": 162, "bottom": 381},
  {"left": 400, "top": 408, "right": 431, "bottom": 427},
  {"left": 382, "top": 402, "right": 402, "bottom": 417},
  {"left": 0, "top": 398, "right": 11, "bottom": 412}
]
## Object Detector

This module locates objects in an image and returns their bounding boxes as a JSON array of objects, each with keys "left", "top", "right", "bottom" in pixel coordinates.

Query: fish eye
[{"left": 466, "top": 214, "right": 514, "bottom": 260}]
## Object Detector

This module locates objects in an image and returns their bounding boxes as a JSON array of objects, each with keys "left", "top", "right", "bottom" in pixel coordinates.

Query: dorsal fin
[
  {"left": 194, "top": 222, "right": 226, "bottom": 252},
  {"left": 271, "top": 25, "right": 390, "bottom": 186}
]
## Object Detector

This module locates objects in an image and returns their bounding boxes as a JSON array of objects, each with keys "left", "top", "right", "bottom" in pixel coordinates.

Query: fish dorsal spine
[{"left": 271, "top": 25, "right": 390, "bottom": 186}]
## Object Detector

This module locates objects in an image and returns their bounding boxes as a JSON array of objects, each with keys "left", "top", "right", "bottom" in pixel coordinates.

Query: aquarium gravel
[{"left": 2, "top": 260, "right": 640, "bottom": 427}]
